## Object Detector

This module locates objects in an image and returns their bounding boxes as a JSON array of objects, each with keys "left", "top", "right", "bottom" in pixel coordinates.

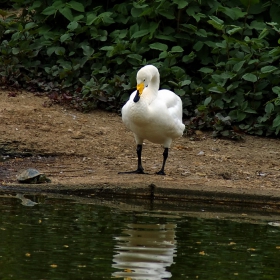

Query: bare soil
[{"left": 1, "top": 90, "right": 280, "bottom": 203}]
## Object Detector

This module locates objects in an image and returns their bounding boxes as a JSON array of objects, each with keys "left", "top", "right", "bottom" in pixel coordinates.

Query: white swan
[{"left": 120, "top": 65, "right": 185, "bottom": 175}]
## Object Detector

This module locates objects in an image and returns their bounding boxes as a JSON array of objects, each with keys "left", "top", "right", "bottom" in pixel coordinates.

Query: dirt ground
[{"left": 1, "top": 90, "right": 280, "bottom": 203}]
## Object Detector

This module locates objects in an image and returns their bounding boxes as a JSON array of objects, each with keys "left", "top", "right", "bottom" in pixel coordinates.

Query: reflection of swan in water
[{"left": 112, "top": 223, "right": 176, "bottom": 279}]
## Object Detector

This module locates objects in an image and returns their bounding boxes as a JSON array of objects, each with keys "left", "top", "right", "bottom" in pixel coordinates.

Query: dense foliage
[{"left": 0, "top": 0, "right": 280, "bottom": 137}]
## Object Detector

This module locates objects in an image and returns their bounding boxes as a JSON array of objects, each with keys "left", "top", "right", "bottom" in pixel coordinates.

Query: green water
[{"left": 1, "top": 193, "right": 280, "bottom": 279}]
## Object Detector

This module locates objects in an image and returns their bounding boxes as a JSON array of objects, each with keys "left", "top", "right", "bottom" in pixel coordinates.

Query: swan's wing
[
  {"left": 158, "top": 89, "right": 183, "bottom": 121},
  {"left": 121, "top": 90, "right": 137, "bottom": 130}
]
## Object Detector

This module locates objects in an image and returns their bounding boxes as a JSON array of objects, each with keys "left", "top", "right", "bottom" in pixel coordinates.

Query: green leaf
[
  {"left": 25, "top": 22, "right": 37, "bottom": 30},
  {"left": 173, "top": 0, "right": 188, "bottom": 9},
  {"left": 150, "top": 42, "right": 168, "bottom": 51},
  {"left": 242, "top": 73, "right": 257, "bottom": 82},
  {"left": 175, "top": 89, "right": 186, "bottom": 96},
  {"left": 227, "top": 26, "right": 242, "bottom": 35},
  {"left": 199, "top": 67, "right": 213, "bottom": 74},
  {"left": 158, "top": 10, "right": 175, "bottom": 19},
  {"left": 74, "top": 14, "right": 84, "bottom": 21},
  {"left": 170, "top": 46, "right": 184, "bottom": 53},
  {"left": 67, "top": 21, "right": 78, "bottom": 30},
  {"left": 100, "top": 46, "right": 114, "bottom": 51},
  {"left": 82, "top": 45, "right": 94, "bottom": 57},
  {"left": 159, "top": 51, "right": 168, "bottom": 59},
  {"left": 273, "top": 115, "right": 280, "bottom": 128},
  {"left": 131, "top": 7, "right": 142, "bottom": 18},
  {"left": 12, "top": 48, "right": 20, "bottom": 55},
  {"left": 111, "top": 29, "right": 127, "bottom": 39},
  {"left": 237, "top": 110, "right": 246, "bottom": 121},
  {"left": 55, "top": 46, "right": 65, "bottom": 55},
  {"left": 248, "top": 59, "right": 259, "bottom": 65},
  {"left": 258, "top": 28, "right": 269, "bottom": 39},
  {"left": 233, "top": 61, "right": 246, "bottom": 72},
  {"left": 196, "top": 29, "right": 207, "bottom": 37},
  {"left": 69, "top": 1, "right": 84, "bottom": 12},
  {"left": 131, "top": 29, "right": 150, "bottom": 38},
  {"left": 52, "top": 1, "right": 64, "bottom": 9},
  {"left": 129, "top": 23, "right": 139, "bottom": 37},
  {"left": 209, "top": 86, "right": 226, "bottom": 93},
  {"left": 41, "top": 6, "right": 57, "bottom": 15},
  {"left": 182, "top": 51, "right": 195, "bottom": 63},
  {"left": 59, "top": 7, "right": 73, "bottom": 21},
  {"left": 250, "top": 20, "right": 266, "bottom": 30},
  {"left": 265, "top": 103, "right": 274, "bottom": 114},
  {"left": 218, "top": 6, "right": 247, "bottom": 20},
  {"left": 193, "top": 13, "right": 206, "bottom": 22},
  {"left": 214, "top": 99, "right": 224, "bottom": 109},
  {"left": 127, "top": 54, "right": 142, "bottom": 61},
  {"left": 99, "top": 12, "right": 114, "bottom": 24},
  {"left": 272, "top": 86, "right": 280, "bottom": 95},
  {"left": 244, "top": 108, "right": 257, "bottom": 114},
  {"left": 260, "top": 66, "right": 278, "bottom": 73},
  {"left": 47, "top": 46, "right": 57, "bottom": 56},
  {"left": 204, "top": 96, "right": 212, "bottom": 106},
  {"left": 60, "top": 33, "right": 71, "bottom": 42},
  {"left": 186, "top": 5, "right": 200, "bottom": 17},
  {"left": 86, "top": 13, "right": 98, "bottom": 25},
  {"left": 180, "top": 80, "right": 191, "bottom": 86},
  {"left": 207, "top": 16, "right": 224, "bottom": 30},
  {"left": 193, "top": 41, "right": 203, "bottom": 51},
  {"left": 155, "top": 34, "right": 176, "bottom": 42}
]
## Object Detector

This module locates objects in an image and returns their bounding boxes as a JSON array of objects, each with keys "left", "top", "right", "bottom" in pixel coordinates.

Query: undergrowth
[{"left": 0, "top": 0, "right": 280, "bottom": 137}]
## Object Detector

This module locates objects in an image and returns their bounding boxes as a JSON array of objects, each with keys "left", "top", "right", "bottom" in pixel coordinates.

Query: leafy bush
[{"left": 0, "top": 0, "right": 280, "bottom": 136}]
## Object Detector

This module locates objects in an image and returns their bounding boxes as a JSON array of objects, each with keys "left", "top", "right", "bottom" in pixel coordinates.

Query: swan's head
[{"left": 134, "top": 65, "right": 159, "bottom": 103}]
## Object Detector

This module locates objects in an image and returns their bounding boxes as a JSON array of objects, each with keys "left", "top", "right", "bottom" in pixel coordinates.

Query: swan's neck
[{"left": 149, "top": 71, "right": 160, "bottom": 93}]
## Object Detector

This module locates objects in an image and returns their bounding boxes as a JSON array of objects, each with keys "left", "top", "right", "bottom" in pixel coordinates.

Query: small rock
[
  {"left": 197, "top": 151, "right": 205, "bottom": 156},
  {"left": 195, "top": 130, "right": 203, "bottom": 135},
  {"left": 71, "top": 131, "right": 85, "bottom": 139},
  {"left": 195, "top": 172, "right": 207, "bottom": 177},
  {"left": 219, "top": 172, "right": 231, "bottom": 180},
  {"left": 40, "top": 125, "right": 51, "bottom": 132},
  {"left": 257, "top": 171, "right": 267, "bottom": 177},
  {"left": 181, "top": 171, "right": 191, "bottom": 176}
]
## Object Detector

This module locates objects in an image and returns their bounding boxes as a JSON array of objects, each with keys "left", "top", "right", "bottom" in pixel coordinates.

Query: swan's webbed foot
[
  {"left": 156, "top": 170, "right": 166, "bottom": 176},
  {"left": 119, "top": 144, "right": 145, "bottom": 175},
  {"left": 118, "top": 167, "right": 145, "bottom": 175}
]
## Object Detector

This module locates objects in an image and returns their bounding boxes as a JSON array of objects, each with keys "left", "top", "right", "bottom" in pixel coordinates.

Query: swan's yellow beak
[{"left": 137, "top": 82, "right": 145, "bottom": 95}]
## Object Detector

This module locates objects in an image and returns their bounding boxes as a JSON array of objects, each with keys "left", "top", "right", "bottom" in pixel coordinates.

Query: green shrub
[{"left": 0, "top": 0, "right": 280, "bottom": 136}]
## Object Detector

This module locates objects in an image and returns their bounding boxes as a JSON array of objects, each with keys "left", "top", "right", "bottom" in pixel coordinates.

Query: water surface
[{"left": 1, "top": 192, "right": 280, "bottom": 279}]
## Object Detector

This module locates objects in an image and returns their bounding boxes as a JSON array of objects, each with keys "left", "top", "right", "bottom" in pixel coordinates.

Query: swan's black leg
[
  {"left": 135, "top": 144, "right": 144, "bottom": 173},
  {"left": 118, "top": 144, "right": 145, "bottom": 174},
  {"left": 156, "top": 148, "right": 168, "bottom": 175}
]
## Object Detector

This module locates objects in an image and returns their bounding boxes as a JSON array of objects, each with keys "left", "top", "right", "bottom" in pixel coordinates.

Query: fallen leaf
[{"left": 247, "top": 248, "right": 256, "bottom": 251}]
